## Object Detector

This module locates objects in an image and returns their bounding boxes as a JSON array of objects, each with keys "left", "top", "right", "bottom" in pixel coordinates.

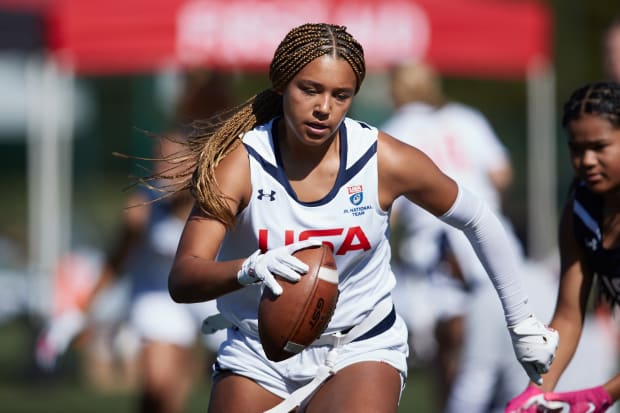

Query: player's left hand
[
  {"left": 532, "top": 386, "right": 613, "bottom": 413},
  {"left": 508, "top": 314, "right": 559, "bottom": 385}
]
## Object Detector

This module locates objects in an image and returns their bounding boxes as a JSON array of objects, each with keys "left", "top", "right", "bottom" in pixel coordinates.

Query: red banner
[{"left": 47, "top": 0, "right": 552, "bottom": 78}]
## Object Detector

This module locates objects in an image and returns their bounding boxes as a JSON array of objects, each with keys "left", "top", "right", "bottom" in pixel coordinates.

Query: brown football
[{"left": 258, "top": 244, "right": 339, "bottom": 362}]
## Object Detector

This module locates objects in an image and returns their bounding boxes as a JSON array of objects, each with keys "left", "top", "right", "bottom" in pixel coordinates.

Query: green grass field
[{"left": 0, "top": 316, "right": 439, "bottom": 412}]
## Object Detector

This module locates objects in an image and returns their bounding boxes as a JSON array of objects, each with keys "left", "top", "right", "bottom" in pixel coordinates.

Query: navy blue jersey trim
[
  {"left": 574, "top": 199, "right": 602, "bottom": 241},
  {"left": 344, "top": 141, "right": 377, "bottom": 181},
  {"left": 243, "top": 144, "right": 280, "bottom": 179},
  {"left": 573, "top": 181, "right": 603, "bottom": 242},
  {"left": 271, "top": 121, "right": 348, "bottom": 206},
  {"left": 356, "top": 120, "right": 372, "bottom": 129},
  {"left": 244, "top": 120, "right": 377, "bottom": 207},
  {"left": 571, "top": 180, "right": 620, "bottom": 308}
]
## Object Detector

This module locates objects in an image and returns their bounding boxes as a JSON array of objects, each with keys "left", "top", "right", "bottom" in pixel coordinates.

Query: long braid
[
  {"left": 187, "top": 90, "right": 283, "bottom": 227},
  {"left": 158, "top": 23, "right": 366, "bottom": 228},
  {"left": 562, "top": 81, "right": 620, "bottom": 128}
]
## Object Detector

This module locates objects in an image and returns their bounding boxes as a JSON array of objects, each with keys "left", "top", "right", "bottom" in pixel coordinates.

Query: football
[{"left": 258, "top": 244, "right": 339, "bottom": 362}]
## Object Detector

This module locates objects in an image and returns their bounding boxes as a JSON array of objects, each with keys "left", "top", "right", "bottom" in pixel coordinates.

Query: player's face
[
  {"left": 567, "top": 114, "right": 620, "bottom": 194},
  {"left": 280, "top": 55, "right": 357, "bottom": 147}
]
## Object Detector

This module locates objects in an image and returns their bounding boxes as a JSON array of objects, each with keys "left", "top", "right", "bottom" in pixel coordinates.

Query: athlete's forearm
[
  {"left": 439, "top": 184, "right": 530, "bottom": 325},
  {"left": 538, "top": 314, "right": 583, "bottom": 391},
  {"left": 168, "top": 255, "right": 245, "bottom": 303},
  {"left": 603, "top": 374, "right": 620, "bottom": 402}
]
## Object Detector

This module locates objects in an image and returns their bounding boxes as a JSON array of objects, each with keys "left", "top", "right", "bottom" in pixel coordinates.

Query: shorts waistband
[
  {"left": 312, "top": 297, "right": 395, "bottom": 347},
  {"left": 351, "top": 305, "right": 396, "bottom": 343}
]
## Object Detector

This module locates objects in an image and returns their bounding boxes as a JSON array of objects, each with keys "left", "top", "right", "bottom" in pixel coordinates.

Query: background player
[{"left": 505, "top": 81, "right": 620, "bottom": 413}]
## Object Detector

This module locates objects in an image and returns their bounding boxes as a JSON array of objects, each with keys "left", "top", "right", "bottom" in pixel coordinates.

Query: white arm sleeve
[{"left": 438, "top": 184, "right": 531, "bottom": 326}]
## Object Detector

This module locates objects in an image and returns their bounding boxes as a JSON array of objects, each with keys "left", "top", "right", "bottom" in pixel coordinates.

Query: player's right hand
[
  {"left": 237, "top": 239, "right": 322, "bottom": 296},
  {"left": 509, "top": 314, "right": 559, "bottom": 385}
]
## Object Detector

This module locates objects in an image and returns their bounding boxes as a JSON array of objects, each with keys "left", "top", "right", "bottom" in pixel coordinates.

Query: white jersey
[{"left": 216, "top": 117, "right": 395, "bottom": 338}]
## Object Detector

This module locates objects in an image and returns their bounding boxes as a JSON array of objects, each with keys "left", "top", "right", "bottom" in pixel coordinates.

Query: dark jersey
[{"left": 572, "top": 181, "right": 620, "bottom": 306}]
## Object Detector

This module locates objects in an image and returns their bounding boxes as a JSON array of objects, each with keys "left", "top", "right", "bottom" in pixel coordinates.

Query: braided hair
[
  {"left": 563, "top": 81, "right": 620, "bottom": 307},
  {"left": 562, "top": 81, "right": 620, "bottom": 128},
  {"left": 156, "top": 23, "right": 366, "bottom": 229}
]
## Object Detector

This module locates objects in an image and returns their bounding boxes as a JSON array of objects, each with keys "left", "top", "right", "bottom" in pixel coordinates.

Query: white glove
[
  {"left": 509, "top": 314, "right": 559, "bottom": 385},
  {"left": 35, "top": 309, "right": 87, "bottom": 371},
  {"left": 237, "top": 239, "right": 323, "bottom": 296}
]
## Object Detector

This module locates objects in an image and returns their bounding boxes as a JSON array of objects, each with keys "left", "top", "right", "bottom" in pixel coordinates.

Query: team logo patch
[
  {"left": 343, "top": 185, "right": 371, "bottom": 217},
  {"left": 347, "top": 185, "right": 363, "bottom": 206}
]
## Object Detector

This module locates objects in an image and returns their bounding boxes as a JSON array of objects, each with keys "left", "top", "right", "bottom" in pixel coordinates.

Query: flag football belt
[
  {"left": 264, "top": 297, "right": 396, "bottom": 413},
  {"left": 201, "top": 296, "right": 396, "bottom": 346},
  {"left": 311, "top": 297, "right": 396, "bottom": 347}
]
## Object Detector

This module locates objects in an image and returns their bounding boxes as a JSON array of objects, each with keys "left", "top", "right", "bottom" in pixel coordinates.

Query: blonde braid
[
  {"left": 156, "top": 23, "right": 366, "bottom": 229},
  {"left": 187, "top": 90, "right": 282, "bottom": 228}
]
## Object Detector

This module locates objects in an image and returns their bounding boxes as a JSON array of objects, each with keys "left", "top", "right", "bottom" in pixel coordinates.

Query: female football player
[
  {"left": 505, "top": 82, "right": 620, "bottom": 413},
  {"left": 162, "top": 23, "right": 557, "bottom": 413}
]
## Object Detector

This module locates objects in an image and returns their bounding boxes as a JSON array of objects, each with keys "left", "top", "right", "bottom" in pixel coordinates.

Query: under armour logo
[
  {"left": 257, "top": 189, "right": 276, "bottom": 201},
  {"left": 585, "top": 237, "right": 598, "bottom": 251}
]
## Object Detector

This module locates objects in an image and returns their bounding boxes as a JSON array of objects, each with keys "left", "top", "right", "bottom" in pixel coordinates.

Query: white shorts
[
  {"left": 213, "top": 310, "right": 409, "bottom": 399},
  {"left": 130, "top": 292, "right": 225, "bottom": 351}
]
